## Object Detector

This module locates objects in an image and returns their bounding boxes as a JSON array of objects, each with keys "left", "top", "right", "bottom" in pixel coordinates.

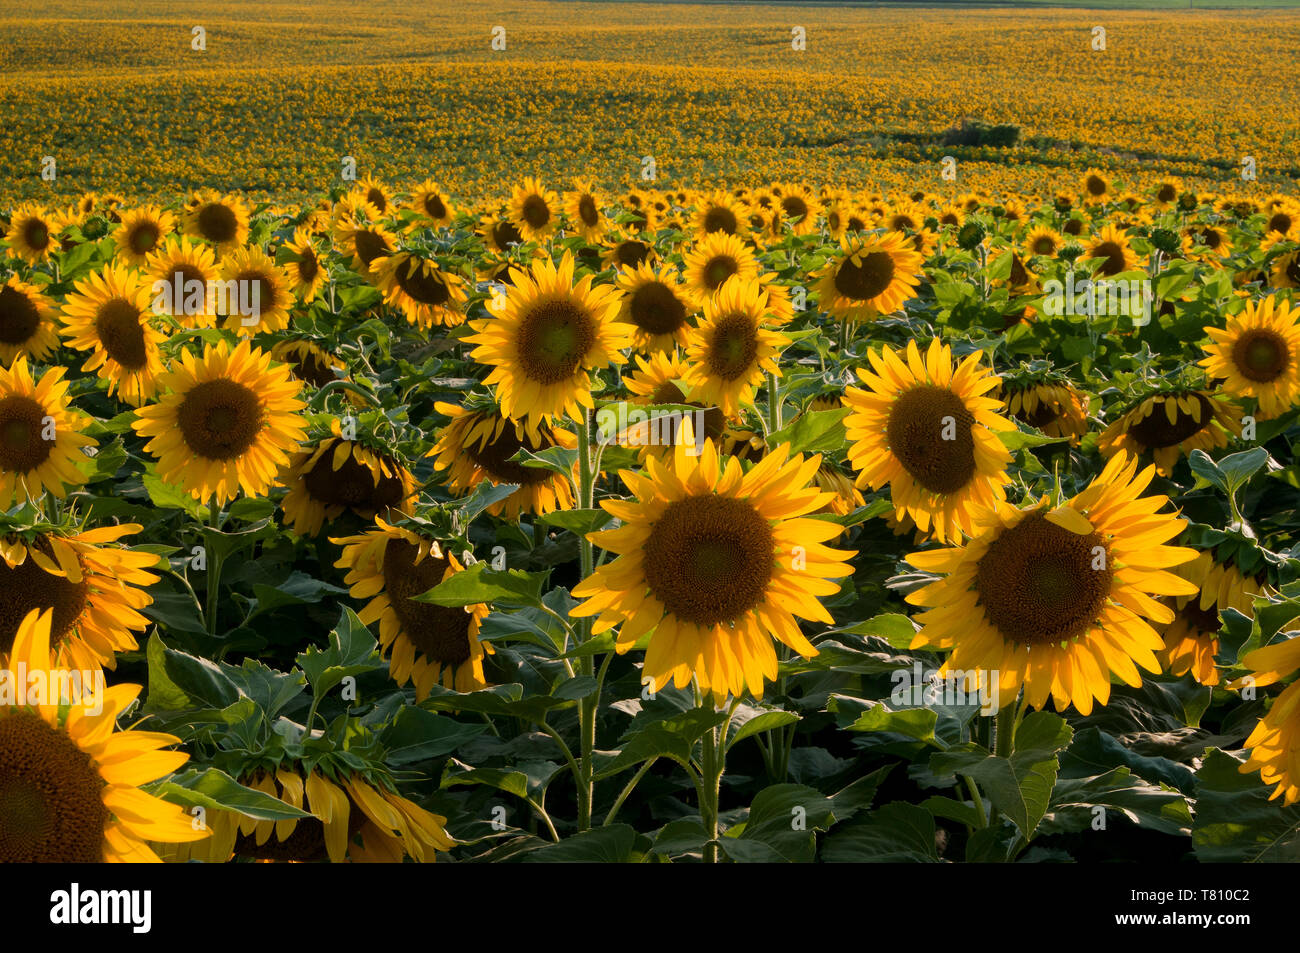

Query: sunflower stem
[
  {"left": 575, "top": 408, "right": 599, "bottom": 831},
  {"left": 204, "top": 495, "right": 225, "bottom": 638},
  {"left": 994, "top": 700, "right": 1018, "bottom": 758},
  {"left": 765, "top": 371, "right": 783, "bottom": 436}
]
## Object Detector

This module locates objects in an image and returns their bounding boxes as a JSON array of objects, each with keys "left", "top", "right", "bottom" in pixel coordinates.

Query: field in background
[{"left": 2, "top": 0, "right": 1298, "bottom": 203}]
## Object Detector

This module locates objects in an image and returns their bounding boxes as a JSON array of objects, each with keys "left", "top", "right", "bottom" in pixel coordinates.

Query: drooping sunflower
[
  {"left": 162, "top": 764, "right": 455, "bottom": 863},
  {"left": 615, "top": 261, "right": 694, "bottom": 352},
  {"left": 0, "top": 522, "right": 159, "bottom": 673},
  {"left": 427, "top": 400, "right": 577, "bottom": 518},
  {"left": 409, "top": 179, "right": 454, "bottom": 228},
  {"left": 844, "top": 338, "right": 1014, "bottom": 543},
  {"left": 4, "top": 205, "right": 59, "bottom": 265},
  {"left": 813, "top": 231, "right": 925, "bottom": 322},
  {"left": 997, "top": 376, "right": 1090, "bottom": 443},
  {"left": 1199, "top": 295, "right": 1300, "bottom": 419},
  {"left": 270, "top": 338, "right": 345, "bottom": 390},
  {"left": 693, "top": 190, "right": 748, "bottom": 237},
  {"left": 217, "top": 244, "right": 294, "bottom": 333},
  {"left": 132, "top": 339, "right": 308, "bottom": 503},
  {"left": 1156, "top": 551, "right": 1267, "bottom": 687},
  {"left": 564, "top": 180, "right": 607, "bottom": 242},
  {"left": 812, "top": 460, "right": 865, "bottom": 520},
  {"left": 1079, "top": 169, "right": 1112, "bottom": 205},
  {"left": 570, "top": 419, "right": 854, "bottom": 703},
  {"left": 680, "top": 276, "right": 789, "bottom": 419},
  {"left": 333, "top": 519, "right": 493, "bottom": 697},
  {"left": 370, "top": 251, "right": 468, "bottom": 330},
  {"left": 0, "top": 358, "right": 94, "bottom": 508},
  {"left": 111, "top": 206, "right": 174, "bottom": 267},
  {"left": 464, "top": 252, "right": 629, "bottom": 427},
  {"left": 906, "top": 451, "right": 1198, "bottom": 715},
  {"left": 0, "top": 608, "right": 207, "bottom": 862},
  {"left": 145, "top": 236, "right": 220, "bottom": 327},
  {"left": 284, "top": 227, "right": 328, "bottom": 301},
  {"left": 0, "top": 275, "right": 58, "bottom": 366},
  {"left": 1097, "top": 389, "right": 1241, "bottom": 477},
  {"left": 683, "top": 231, "right": 761, "bottom": 300},
  {"left": 60, "top": 263, "right": 168, "bottom": 406},
  {"left": 509, "top": 177, "right": 559, "bottom": 242},
  {"left": 182, "top": 191, "right": 251, "bottom": 251},
  {"left": 278, "top": 424, "right": 415, "bottom": 537},
  {"left": 1083, "top": 224, "right": 1139, "bottom": 277}
]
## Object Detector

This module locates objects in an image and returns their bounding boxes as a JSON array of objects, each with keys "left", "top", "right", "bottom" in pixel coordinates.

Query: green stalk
[
  {"left": 204, "top": 495, "right": 225, "bottom": 638},
  {"left": 765, "top": 371, "right": 782, "bottom": 436},
  {"left": 575, "top": 409, "right": 599, "bottom": 830},
  {"left": 994, "top": 700, "right": 1018, "bottom": 758}
]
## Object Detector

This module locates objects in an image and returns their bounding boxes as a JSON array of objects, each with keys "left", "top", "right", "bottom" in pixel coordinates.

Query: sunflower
[
  {"left": 570, "top": 419, "right": 853, "bottom": 703},
  {"left": 370, "top": 251, "right": 468, "bottom": 330},
  {"left": 693, "top": 190, "right": 748, "bottom": 237},
  {"left": 1152, "top": 178, "right": 1183, "bottom": 210},
  {"left": 144, "top": 236, "right": 220, "bottom": 327},
  {"left": 478, "top": 216, "right": 526, "bottom": 255},
  {"left": 564, "top": 181, "right": 607, "bottom": 242},
  {"left": 0, "top": 275, "right": 58, "bottom": 366},
  {"left": 990, "top": 246, "right": 1038, "bottom": 295},
  {"left": 279, "top": 425, "right": 415, "bottom": 537},
  {"left": 509, "top": 177, "right": 559, "bottom": 242},
  {"left": 1199, "top": 296, "right": 1300, "bottom": 419},
  {"left": 1181, "top": 224, "right": 1230, "bottom": 260},
  {"left": 4, "top": 205, "right": 59, "bottom": 265},
  {"left": 165, "top": 764, "right": 455, "bottom": 863},
  {"left": 108, "top": 206, "right": 173, "bottom": 267},
  {"left": 812, "top": 461, "right": 865, "bottom": 520},
  {"left": 813, "top": 231, "right": 924, "bottom": 322},
  {"left": 1157, "top": 552, "right": 1266, "bottom": 687},
  {"left": 284, "top": 227, "right": 328, "bottom": 302},
  {"left": 333, "top": 218, "right": 398, "bottom": 275},
  {"left": 1079, "top": 169, "right": 1112, "bottom": 205},
  {"left": 333, "top": 518, "right": 493, "bottom": 697},
  {"left": 1083, "top": 224, "right": 1139, "bottom": 277},
  {"left": 0, "top": 523, "right": 159, "bottom": 673},
  {"left": 60, "top": 263, "right": 168, "bottom": 406},
  {"left": 0, "top": 359, "right": 94, "bottom": 508},
  {"left": 217, "top": 245, "right": 294, "bottom": 333},
  {"left": 350, "top": 176, "right": 392, "bottom": 217},
  {"left": 777, "top": 184, "right": 822, "bottom": 236},
  {"left": 409, "top": 179, "right": 454, "bottom": 228},
  {"left": 181, "top": 191, "right": 250, "bottom": 251},
  {"left": 680, "top": 277, "right": 789, "bottom": 419},
  {"left": 683, "top": 232, "right": 761, "bottom": 300},
  {"left": 883, "top": 200, "right": 926, "bottom": 233},
  {"left": 464, "top": 252, "right": 629, "bottom": 427},
  {"left": 0, "top": 608, "right": 206, "bottom": 862},
  {"left": 1097, "top": 389, "right": 1241, "bottom": 477},
  {"left": 844, "top": 339, "right": 1014, "bottom": 544},
  {"left": 428, "top": 400, "right": 577, "bottom": 519},
  {"left": 1271, "top": 248, "right": 1300, "bottom": 290},
  {"left": 1024, "top": 225, "right": 1063, "bottom": 259},
  {"left": 1232, "top": 624, "right": 1300, "bottom": 804},
  {"left": 998, "top": 379, "right": 1090, "bottom": 442},
  {"left": 270, "top": 338, "right": 345, "bottom": 390},
  {"left": 602, "top": 235, "right": 655, "bottom": 271},
  {"left": 132, "top": 339, "right": 308, "bottom": 503},
  {"left": 906, "top": 451, "right": 1198, "bottom": 715},
  {"left": 615, "top": 261, "right": 694, "bottom": 352}
]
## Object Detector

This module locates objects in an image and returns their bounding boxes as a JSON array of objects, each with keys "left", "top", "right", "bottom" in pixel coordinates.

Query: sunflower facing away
[
  {"left": 0, "top": 608, "right": 206, "bottom": 862},
  {"left": 60, "top": 263, "right": 168, "bottom": 406},
  {"left": 814, "top": 231, "right": 924, "bottom": 322},
  {"left": 111, "top": 206, "right": 174, "bottom": 267},
  {"left": 0, "top": 523, "right": 159, "bottom": 673},
  {"left": 1097, "top": 389, "right": 1241, "bottom": 477},
  {"left": 427, "top": 400, "right": 577, "bottom": 519},
  {"left": 1199, "top": 296, "right": 1300, "bottom": 420},
  {"left": 333, "top": 518, "right": 493, "bottom": 697},
  {"left": 615, "top": 261, "right": 694, "bottom": 352},
  {"left": 132, "top": 339, "right": 308, "bottom": 503},
  {"left": 509, "top": 177, "right": 559, "bottom": 242},
  {"left": 182, "top": 191, "right": 251, "bottom": 251},
  {"left": 0, "top": 358, "right": 94, "bottom": 508},
  {"left": 278, "top": 425, "right": 415, "bottom": 537},
  {"left": 570, "top": 418, "right": 854, "bottom": 703},
  {"left": 998, "top": 378, "right": 1090, "bottom": 443},
  {"left": 4, "top": 205, "right": 59, "bottom": 264},
  {"left": 680, "top": 276, "right": 789, "bottom": 419},
  {"left": 465, "top": 252, "right": 630, "bottom": 427},
  {"left": 270, "top": 338, "right": 345, "bottom": 391},
  {"left": 370, "top": 251, "right": 468, "bottom": 330},
  {"left": 1157, "top": 551, "right": 1267, "bottom": 687},
  {"left": 907, "top": 451, "right": 1198, "bottom": 715},
  {"left": 0, "top": 275, "right": 59, "bottom": 366},
  {"left": 844, "top": 339, "right": 1014, "bottom": 543}
]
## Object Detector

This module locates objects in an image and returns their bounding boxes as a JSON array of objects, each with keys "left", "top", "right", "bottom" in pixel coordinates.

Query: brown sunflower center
[
  {"left": 629, "top": 281, "right": 687, "bottom": 336},
  {"left": 94, "top": 298, "right": 148, "bottom": 369},
  {"left": 127, "top": 222, "right": 161, "bottom": 256},
  {"left": 1032, "top": 235, "right": 1057, "bottom": 255},
  {"left": 1085, "top": 175, "right": 1107, "bottom": 197},
  {"left": 1200, "top": 229, "right": 1222, "bottom": 249},
  {"left": 0, "top": 285, "right": 40, "bottom": 345},
  {"left": 0, "top": 395, "right": 53, "bottom": 474},
  {"left": 284, "top": 347, "right": 336, "bottom": 388},
  {"left": 395, "top": 261, "right": 450, "bottom": 306},
  {"left": 703, "top": 255, "right": 738, "bottom": 290},
  {"left": 231, "top": 773, "right": 366, "bottom": 862},
  {"left": 466, "top": 420, "right": 555, "bottom": 486},
  {"left": 1268, "top": 212, "right": 1293, "bottom": 235},
  {"left": 1232, "top": 328, "right": 1289, "bottom": 382},
  {"left": 1009, "top": 254, "right": 1029, "bottom": 286},
  {"left": 704, "top": 313, "right": 759, "bottom": 381},
  {"left": 0, "top": 540, "right": 88, "bottom": 653},
  {"left": 424, "top": 194, "right": 447, "bottom": 220},
  {"left": 1091, "top": 241, "right": 1126, "bottom": 277},
  {"left": 886, "top": 385, "right": 976, "bottom": 494},
  {"left": 521, "top": 195, "right": 551, "bottom": 229},
  {"left": 492, "top": 220, "right": 522, "bottom": 248},
  {"left": 301, "top": 444, "right": 406, "bottom": 511},
  {"left": 296, "top": 249, "right": 319, "bottom": 282},
  {"left": 1286, "top": 256, "right": 1300, "bottom": 285},
  {"left": 177, "top": 378, "right": 264, "bottom": 460},
  {"left": 381, "top": 538, "right": 473, "bottom": 665},
  {"left": 834, "top": 251, "right": 895, "bottom": 302},
  {"left": 365, "top": 188, "right": 387, "bottom": 213},
  {"left": 650, "top": 380, "right": 687, "bottom": 405},
  {"left": 196, "top": 203, "right": 238, "bottom": 244},
  {"left": 1128, "top": 393, "right": 1212, "bottom": 449},
  {"left": 975, "top": 511, "right": 1113, "bottom": 646},
  {"left": 0, "top": 710, "right": 106, "bottom": 862},
  {"left": 642, "top": 495, "right": 774, "bottom": 627},
  {"left": 703, "top": 206, "right": 738, "bottom": 235},
  {"left": 22, "top": 219, "right": 50, "bottom": 251},
  {"left": 614, "top": 241, "right": 649, "bottom": 268},
  {"left": 1157, "top": 184, "right": 1177, "bottom": 203},
  {"left": 1179, "top": 598, "right": 1222, "bottom": 635},
  {"left": 782, "top": 196, "right": 810, "bottom": 221},
  {"left": 516, "top": 299, "right": 595, "bottom": 385},
  {"left": 577, "top": 195, "right": 599, "bottom": 228},
  {"left": 353, "top": 229, "right": 391, "bottom": 267}
]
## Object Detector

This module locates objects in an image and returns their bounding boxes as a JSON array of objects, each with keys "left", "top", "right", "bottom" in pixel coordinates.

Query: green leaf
[
  {"left": 1192, "top": 748, "right": 1300, "bottom": 861},
  {"left": 295, "top": 608, "right": 381, "bottom": 698},
  {"left": 1040, "top": 767, "right": 1192, "bottom": 838},
  {"left": 837, "top": 700, "right": 939, "bottom": 745},
  {"left": 144, "top": 633, "right": 240, "bottom": 712},
  {"left": 149, "top": 767, "right": 311, "bottom": 821},
  {"left": 720, "top": 784, "right": 833, "bottom": 863},
  {"left": 537, "top": 508, "right": 614, "bottom": 535},
  {"left": 727, "top": 710, "right": 799, "bottom": 751},
  {"left": 522, "top": 825, "right": 640, "bottom": 863},
  {"left": 595, "top": 727, "right": 691, "bottom": 779},
  {"left": 142, "top": 473, "right": 203, "bottom": 518},
  {"left": 765, "top": 408, "right": 849, "bottom": 456},
  {"left": 412, "top": 561, "right": 544, "bottom": 608},
  {"left": 454, "top": 481, "right": 520, "bottom": 525},
  {"left": 821, "top": 802, "right": 940, "bottom": 862},
  {"left": 380, "top": 706, "right": 487, "bottom": 765}
]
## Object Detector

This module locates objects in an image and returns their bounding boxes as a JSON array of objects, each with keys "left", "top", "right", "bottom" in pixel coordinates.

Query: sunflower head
[
  {"left": 181, "top": 191, "right": 251, "bottom": 250},
  {"left": 0, "top": 358, "right": 94, "bottom": 508},
  {"left": 814, "top": 230, "right": 924, "bottom": 322},
  {"left": 371, "top": 251, "right": 468, "bottom": 330},
  {"left": 60, "top": 263, "right": 168, "bottom": 406},
  {"left": 279, "top": 425, "right": 415, "bottom": 537},
  {"left": 684, "top": 231, "right": 760, "bottom": 300},
  {"left": 1098, "top": 387, "right": 1241, "bottom": 477},
  {"left": 4, "top": 205, "right": 60, "bottom": 265},
  {"left": 615, "top": 261, "right": 694, "bottom": 352},
  {"left": 1199, "top": 296, "right": 1300, "bottom": 420},
  {"left": 681, "top": 276, "right": 789, "bottom": 419},
  {"left": 509, "top": 176, "right": 559, "bottom": 241},
  {"left": 0, "top": 276, "right": 58, "bottom": 367}
]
